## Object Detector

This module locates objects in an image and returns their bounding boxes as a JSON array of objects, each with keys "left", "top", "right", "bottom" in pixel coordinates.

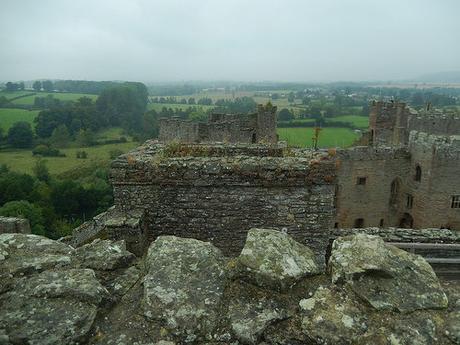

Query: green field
[
  {"left": 277, "top": 127, "right": 360, "bottom": 148},
  {"left": 333, "top": 115, "right": 368, "bottom": 128},
  {"left": 10, "top": 92, "right": 97, "bottom": 105},
  {"left": 147, "top": 102, "right": 214, "bottom": 112},
  {"left": 0, "top": 108, "right": 40, "bottom": 131},
  {"left": 0, "top": 141, "right": 139, "bottom": 175},
  {"left": 1, "top": 91, "right": 36, "bottom": 99}
]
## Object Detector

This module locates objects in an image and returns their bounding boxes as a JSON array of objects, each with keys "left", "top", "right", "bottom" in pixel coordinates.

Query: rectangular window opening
[
  {"left": 452, "top": 195, "right": 460, "bottom": 209},
  {"left": 357, "top": 177, "right": 367, "bottom": 185},
  {"left": 406, "top": 194, "right": 414, "bottom": 209},
  {"left": 354, "top": 218, "right": 364, "bottom": 228}
]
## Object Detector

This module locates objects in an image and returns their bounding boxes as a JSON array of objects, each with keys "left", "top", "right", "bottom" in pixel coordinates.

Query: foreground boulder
[
  {"left": 300, "top": 286, "right": 368, "bottom": 343},
  {"left": 237, "top": 228, "right": 321, "bottom": 290},
  {"left": 328, "top": 234, "right": 448, "bottom": 312},
  {"left": 72, "top": 238, "right": 136, "bottom": 271},
  {"left": 0, "top": 233, "right": 73, "bottom": 293},
  {"left": 226, "top": 282, "right": 291, "bottom": 344},
  {"left": 0, "top": 269, "right": 108, "bottom": 345},
  {"left": 0, "top": 232, "right": 457, "bottom": 345},
  {"left": 142, "top": 236, "right": 228, "bottom": 343}
]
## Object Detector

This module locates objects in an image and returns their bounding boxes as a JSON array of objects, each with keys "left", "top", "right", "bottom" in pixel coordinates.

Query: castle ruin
[
  {"left": 159, "top": 103, "right": 278, "bottom": 144},
  {"left": 71, "top": 101, "right": 460, "bottom": 258}
]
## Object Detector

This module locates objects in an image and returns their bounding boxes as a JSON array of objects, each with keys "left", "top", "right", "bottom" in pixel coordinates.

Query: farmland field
[
  {"left": 0, "top": 108, "right": 40, "bottom": 131},
  {"left": 10, "top": 92, "right": 97, "bottom": 105},
  {"left": 147, "top": 103, "right": 214, "bottom": 112},
  {"left": 332, "top": 115, "right": 368, "bottom": 128},
  {"left": 0, "top": 141, "right": 139, "bottom": 175},
  {"left": 1, "top": 91, "right": 36, "bottom": 99},
  {"left": 277, "top": 127, "right": 360, "bottom": 148}
]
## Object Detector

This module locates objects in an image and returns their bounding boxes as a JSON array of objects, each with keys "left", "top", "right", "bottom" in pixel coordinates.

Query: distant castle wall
[
  {"left": 0, "top": 217, "right": 30, "bottom": 234},
  {"left": 340, "top": 100, "right": 460, "bottom": 231},
  {"left": 158, "top": 104, "right": 277, "bottom": 144}
]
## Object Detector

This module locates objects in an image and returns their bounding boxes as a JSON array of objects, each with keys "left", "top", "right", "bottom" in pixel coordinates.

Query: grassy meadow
[
  {"left": 147, "top": 102, "right": 214, "bottom": 112},
  {"left": 0, "top": 141, "right": 139, "bottom": 176},
  {"left": 277, "top": 127, "right": 360, "bottom": 148},
  {"left": 333, "top": 115, "right": 368, "bottom": 128},
  {"left": 0, "top": 108, "right": 40, "bottom": 131},
  {"left": 10, "top": 92, "right": 97, "bottom": 105}
]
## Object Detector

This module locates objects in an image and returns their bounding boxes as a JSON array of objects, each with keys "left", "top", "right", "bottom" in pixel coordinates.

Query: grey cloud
[{"left": 0, "top": 0, "right": 459, "bottom": 82}]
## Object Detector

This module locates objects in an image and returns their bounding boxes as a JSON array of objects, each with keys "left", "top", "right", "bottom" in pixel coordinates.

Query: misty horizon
[{"left": 1, "top": 0, "right": 459, "bottom": 83}]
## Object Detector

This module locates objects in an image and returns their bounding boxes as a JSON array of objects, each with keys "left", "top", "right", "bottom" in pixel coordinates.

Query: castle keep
[{"left": 71, "top": 101, "right": 460, "bottom": 257}]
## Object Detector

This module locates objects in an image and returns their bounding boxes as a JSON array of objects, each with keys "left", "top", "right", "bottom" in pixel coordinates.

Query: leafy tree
[
  {"left": 5, "top": 82, "right": 18, "bottom": 91},
  {"left": 0, "top": 96, "right": 10, "bottom": 107},
  {"left": 278, "top": 108, "right": 294, "bottom": 121},
  {"left": 141, "top": 110, "right": 159, "bottom": 139},
  {"left": 188, "top": 97, "right": 196, "bottom": 105},
  {"left": 0, "top": 200, "right": 45, "bottom": 236},
  {"left": 288, "top": 92, "right": 295, "bottom": 103},
  {"left": 0, "top": 127, "right": 4, "bottom": 142},
  {"left": 50, "top": 124, "right": 71, "bottom": 147},
  {"left": 7, "top": 121, "right": 34, "bottom": 148},
  {"left": 42, "top": 80, "right": 54, "bottom": 92},
  {"left": 19, "top": 82, "right": 25, "bottom": 90},
  {"left": 0, "top": 171, "right": 35, "bottom": 205},
  {"left": 33, "top": 81, "right": 42, "bottom": 91},
  {"left": 33, "top": 159, "right": 50, "bottom": 183},
  {"left": 96, "top": 82, "right": 148, "bottom": 131},
  {"left": 197, "top": 97, "right": 212, "bottom": 105},
  {"left": 76, "top": 129, "right": 95, "bottom": 147}
]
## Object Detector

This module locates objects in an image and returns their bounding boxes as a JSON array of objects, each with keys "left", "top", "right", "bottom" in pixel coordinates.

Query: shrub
[
  {"left": 32, "top": 145, "right": 65, "bottom": 157},
  {"left": 76, "top": 151, "right": 88, "bottom": 159}
]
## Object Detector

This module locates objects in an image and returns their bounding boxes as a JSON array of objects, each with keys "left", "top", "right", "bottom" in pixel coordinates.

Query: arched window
[
  {"left": 415, "top": 165, "right": 422, "bottom": 182},
  {"left": 390, "top": 178, "right": 401, "bottom": 206}
]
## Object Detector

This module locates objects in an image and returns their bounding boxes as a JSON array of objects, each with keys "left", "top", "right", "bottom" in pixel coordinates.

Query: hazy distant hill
[{"left": 413, "top": 71, "right": 460, "bottom": 83}]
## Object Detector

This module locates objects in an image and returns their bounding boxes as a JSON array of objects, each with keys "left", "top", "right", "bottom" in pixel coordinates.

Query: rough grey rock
[
  {"left": 142, "top": 236, "right": 228, "bottom": 343},
  {"left": 328, "top": 234, "right": 448, "bottom": 313},
  {"left": 0, "top": 232, "right": 458, "bottom": 345},
  {"left": 72, "top": 239, "right": 136, "bottom": 271},
  {"left": 227, "top": 283, "right": 291, "bottom": 344},
  {"left": 299, "top": 286, "right": 368, "bottom": 344},
  {"left": 106, "top": 265, "right": 141, "bottom": 298},
  {"left": 238, "top": 228, "right": 321, "bottom": 290},
  {"left": 355, "top": 317, "right": 439, "bottom": 345},
  {"left": 0, "top": 233, "right": 73, "bottom": 293},
  {"left": 0, "top": 268, "right": 107, "bottom": 345},
  {"left": 446, "top": 311, "right": 460, "bottom": 344}
]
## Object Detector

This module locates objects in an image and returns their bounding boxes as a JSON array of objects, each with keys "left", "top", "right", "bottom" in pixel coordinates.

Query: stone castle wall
[
  {"left": 408, "top": 111, "right": 460, "bottom": 136},
  {"left": 335, "top": 146, "right": 411, "bottom": 229},
  {"left": 408, "top": 132, "right": 460, "bottom": 230},
  {"left": 158, "top": 104, "right": 277, "bottom": 144},
  {"left": 0, "top": 216, "right": 30, "bottom": 234},
  {"left": 109, "top": 141, "right": 336, "bottom": 255}
]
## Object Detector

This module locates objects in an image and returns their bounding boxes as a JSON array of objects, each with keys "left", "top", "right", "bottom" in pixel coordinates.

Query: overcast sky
[{"left": 1, "top": 0, "right": 459, "bottom": 82}]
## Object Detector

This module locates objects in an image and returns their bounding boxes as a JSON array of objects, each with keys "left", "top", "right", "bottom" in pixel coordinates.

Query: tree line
[
  {"left": 0, "top": 162, "right": 112, "bottom": 239},
  {"left": 2, "top": 82, "right": 149, "bottom": 149}
]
